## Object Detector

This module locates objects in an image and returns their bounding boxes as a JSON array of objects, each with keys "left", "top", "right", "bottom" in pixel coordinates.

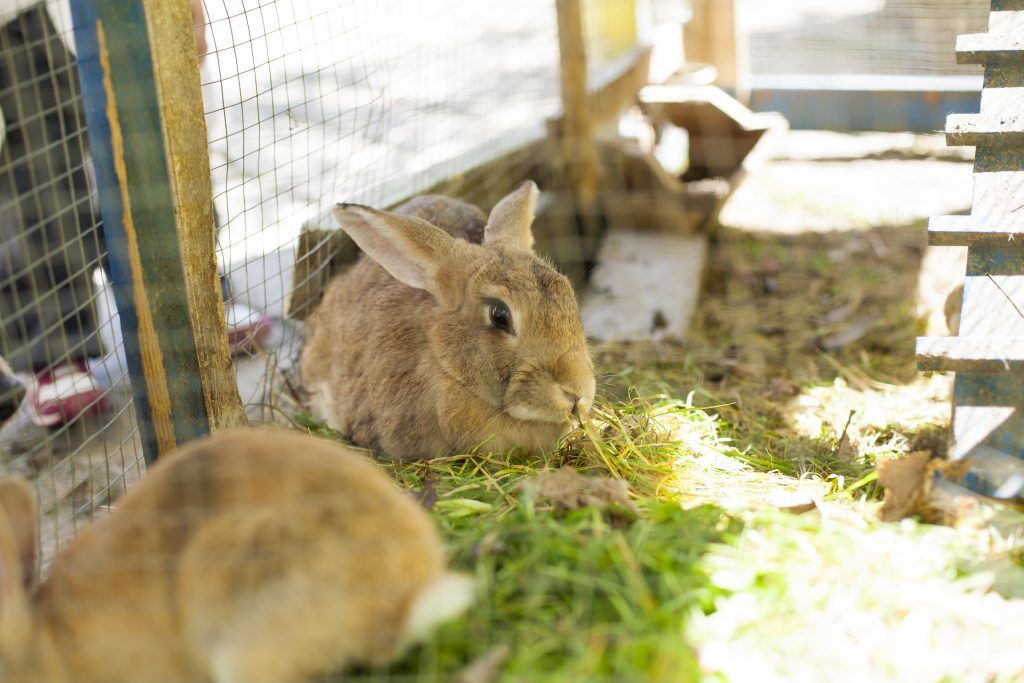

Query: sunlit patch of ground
[{"left": 693, "top": 504, "right": 1024, "bottom": 683}]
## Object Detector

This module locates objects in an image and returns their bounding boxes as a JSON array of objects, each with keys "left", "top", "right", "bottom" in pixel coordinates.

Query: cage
[{"left": 0, "top": 0, "right": 1021, "bottom": 681}]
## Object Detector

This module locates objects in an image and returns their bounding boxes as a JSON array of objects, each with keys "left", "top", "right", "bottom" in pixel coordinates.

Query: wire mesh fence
[
  {"left": 203, "top": 0, "right": 560, "bottom": 326},
  {"left": 0, "top": 2, "right": 665, "bottom": 678},
  {"left": 203, "top": 0, "right": 652, "bottom": 421},
  {"left": 740, "top": 0, "right": 989, "bottom": 77},
  {"left": 0, "top": 0, "right": 654, "bottom": 583},
  {"left": 0, "top": 2, "right": 144, "bottom": 570}
]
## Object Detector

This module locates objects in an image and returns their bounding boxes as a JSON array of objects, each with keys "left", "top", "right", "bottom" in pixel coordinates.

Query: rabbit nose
[{"left": 561, "top": 389, "right": 581, "bottom": 416}]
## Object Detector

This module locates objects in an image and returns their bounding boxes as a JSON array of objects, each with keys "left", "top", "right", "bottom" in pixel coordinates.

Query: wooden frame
[{"left": 72, "top": 0, "right": 245, "bottom": 461}]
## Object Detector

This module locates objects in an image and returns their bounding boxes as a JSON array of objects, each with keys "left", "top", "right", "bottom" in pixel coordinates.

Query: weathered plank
[
  {"left": 928, "top": 215, "right": 1024, "bottom": 247},
  {"left": 956, "top": 32, "right": 1024, "bottom": 65},
  {"left": 142, "top": 0, "right": 246, "bottom": 434},
  {"left": 946, "top": 113, "right": 1024, "bottom": 148},
  {"left": 580, "top": 231, "right": 706, "bottom": 343},
  {"left": 917, "top": 336, "right": 1024, "bottom": 372}
]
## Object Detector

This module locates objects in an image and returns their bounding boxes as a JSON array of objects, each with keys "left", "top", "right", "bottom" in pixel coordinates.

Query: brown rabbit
[
  {"left": 0, "top": 428, "right": 473, "bottom": 683},
  {"left": 301, "top": 181, "right": 596, "bottom": 461}
]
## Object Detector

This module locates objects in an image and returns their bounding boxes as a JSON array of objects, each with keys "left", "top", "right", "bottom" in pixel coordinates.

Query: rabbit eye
[{"left": 486, "top": 299, "right": 514, "bottom": 334}]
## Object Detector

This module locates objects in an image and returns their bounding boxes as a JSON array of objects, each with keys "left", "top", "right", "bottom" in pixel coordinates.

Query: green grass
[
  {"left": 319, "top": 397, "right": 750, "bottom": 682},
  {"left": 407, "top": 501, "right": 736, "bottom": 682}
]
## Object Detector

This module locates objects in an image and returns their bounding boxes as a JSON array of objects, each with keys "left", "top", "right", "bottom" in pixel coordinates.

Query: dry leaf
[
  {"left": 766, "top": 492, "right": 817, "bottom": 515},
  {"left": 455, "top": 645, "right": 512, "bottom": 683},
  {"left": 944, "top": 283, "right": 963, "bottom": 335},
  {"left": 525, "top": 467, "right": 639, "bottom": 514},
  {"left": 877, "top": 450, "right": 931, "bottom": 522}
]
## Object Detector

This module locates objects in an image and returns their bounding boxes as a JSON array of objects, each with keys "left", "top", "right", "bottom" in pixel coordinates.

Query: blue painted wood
[
  {"left": 749, "top": 75, "right": 982, "bottom": 132},
  {"left": 71, "top": 0, "right": 158, "bottom": 462},
  {"left": 71, "top": 0, "right": 212, "bottom": 461}
]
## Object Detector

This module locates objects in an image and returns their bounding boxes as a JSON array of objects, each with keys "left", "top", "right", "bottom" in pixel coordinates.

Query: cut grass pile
[{"left": 296, "top": 178, "right": 1022, "bottom": 681}]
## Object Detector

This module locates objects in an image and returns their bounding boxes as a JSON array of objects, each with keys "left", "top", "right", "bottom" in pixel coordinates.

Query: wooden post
[
  {"left": 915, "top": 0, "right": 1024, "bottom": 502},
  {"left": 555, "top": 0, "right": 605, "bottom": 269},
  {"left": 71, "top": 0, "right": 245, "bottom": 462},
  {"left": 685, "top": 0, "right": 749, "bottom": 103}
]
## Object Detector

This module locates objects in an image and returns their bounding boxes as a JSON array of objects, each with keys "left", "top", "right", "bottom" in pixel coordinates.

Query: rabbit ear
[
  {"left": 484, "top": 181, "right": 538, "bottom": 252},
  {"left": 0, "top": 478, "right": 35, "bottom": 653},
  {"left": 333, "top": 204, "right": 457, "bottom": 294}
]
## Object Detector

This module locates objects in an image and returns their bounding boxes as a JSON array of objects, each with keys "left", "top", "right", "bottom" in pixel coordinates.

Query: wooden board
[
  {"left": 918, "top": 0, "right": 1024, "bottom": 500},
  {"left": 72, "top": 0, "right": 245, "bottom": 461},
  {"left": 580, "top": 231, "right": 706, "bottom": 343}
]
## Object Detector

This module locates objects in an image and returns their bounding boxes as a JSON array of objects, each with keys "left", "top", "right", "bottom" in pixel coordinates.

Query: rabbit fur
[
  {"left": 301, "top": 181, "right": 596, "bottom": 461},
  {"left": 0, "top": 427, "right": 474, "bottom": 683}
]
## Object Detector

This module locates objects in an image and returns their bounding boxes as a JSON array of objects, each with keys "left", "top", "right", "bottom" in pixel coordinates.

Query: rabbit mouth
[{"left": 506, "top": 403, "right": 572, "bottom": 424}]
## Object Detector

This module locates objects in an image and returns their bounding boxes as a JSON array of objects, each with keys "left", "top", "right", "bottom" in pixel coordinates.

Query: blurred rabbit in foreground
[
  {"left": 301, "top": 181, "right": 596, "bottom": 461},
  {"left": 0, "top": 428, "right": 474, "bottom": 683}
]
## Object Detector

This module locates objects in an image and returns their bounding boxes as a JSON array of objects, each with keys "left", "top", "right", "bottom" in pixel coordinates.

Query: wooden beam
[
  {"left": 929, "top": 215, "right": 1024, "bottom": 247},
  {"left": 585, "top": 45, "right": 653, "bottom": 130},
  {"left": 72, "top": 0, "right": 245, "bottom": 461},
  {"left": 142, "top": 0, "right": 245, "bottom": 434},
  {"left": 555, "top": 0, "right": 603, "bottom": 209},
  {"left": 684, "top": 0, "right": 748, "bottom": 103},
  {"left": 918, "top": 336, "right": 1024, "bottom": 372}
]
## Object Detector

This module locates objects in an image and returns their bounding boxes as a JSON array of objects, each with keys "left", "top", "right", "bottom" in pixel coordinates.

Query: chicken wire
[
  {"left": 201, "top": 0, "right": 643, "bottom": 418},
  {"left": 740, "top": 0, "right": 989, "bottom": 77},
  {"left": 0, "top": 3, "right": 145, "bottom": 570},
  {"left": 204, "top": 0, "right": 560, "bottom": 317}
]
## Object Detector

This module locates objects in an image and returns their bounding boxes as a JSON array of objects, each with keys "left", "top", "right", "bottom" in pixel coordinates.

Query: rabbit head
[{"left": 332, "top": 181, "right": 595, "bottom": 455}]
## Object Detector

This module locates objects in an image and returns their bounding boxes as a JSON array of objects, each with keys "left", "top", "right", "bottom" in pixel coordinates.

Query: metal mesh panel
[
  {"left": 741, "top": 0, "right": 989, "bottom": 77},
  {"left": 204, "top": 0, "right": 560, "bottom": 304},
  {"left": 200, "top": 0, "right": 578, "bottom": 419},
  {"left": 0, "top": 3, "right": 144, "bottom": 570}
]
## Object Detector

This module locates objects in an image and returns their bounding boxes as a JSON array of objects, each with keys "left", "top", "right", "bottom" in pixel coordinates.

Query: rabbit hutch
[{"left": 0, "top": 0, "right": 1023, "bottom": 681}]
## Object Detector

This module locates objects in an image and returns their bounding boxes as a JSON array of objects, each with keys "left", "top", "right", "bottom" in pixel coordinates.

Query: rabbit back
[
  {"left": 20, "top": 428, "right": 461, "bottom": 683},
  {"left": 393, "top": 194, "right": 486, "bottom": 243}
]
